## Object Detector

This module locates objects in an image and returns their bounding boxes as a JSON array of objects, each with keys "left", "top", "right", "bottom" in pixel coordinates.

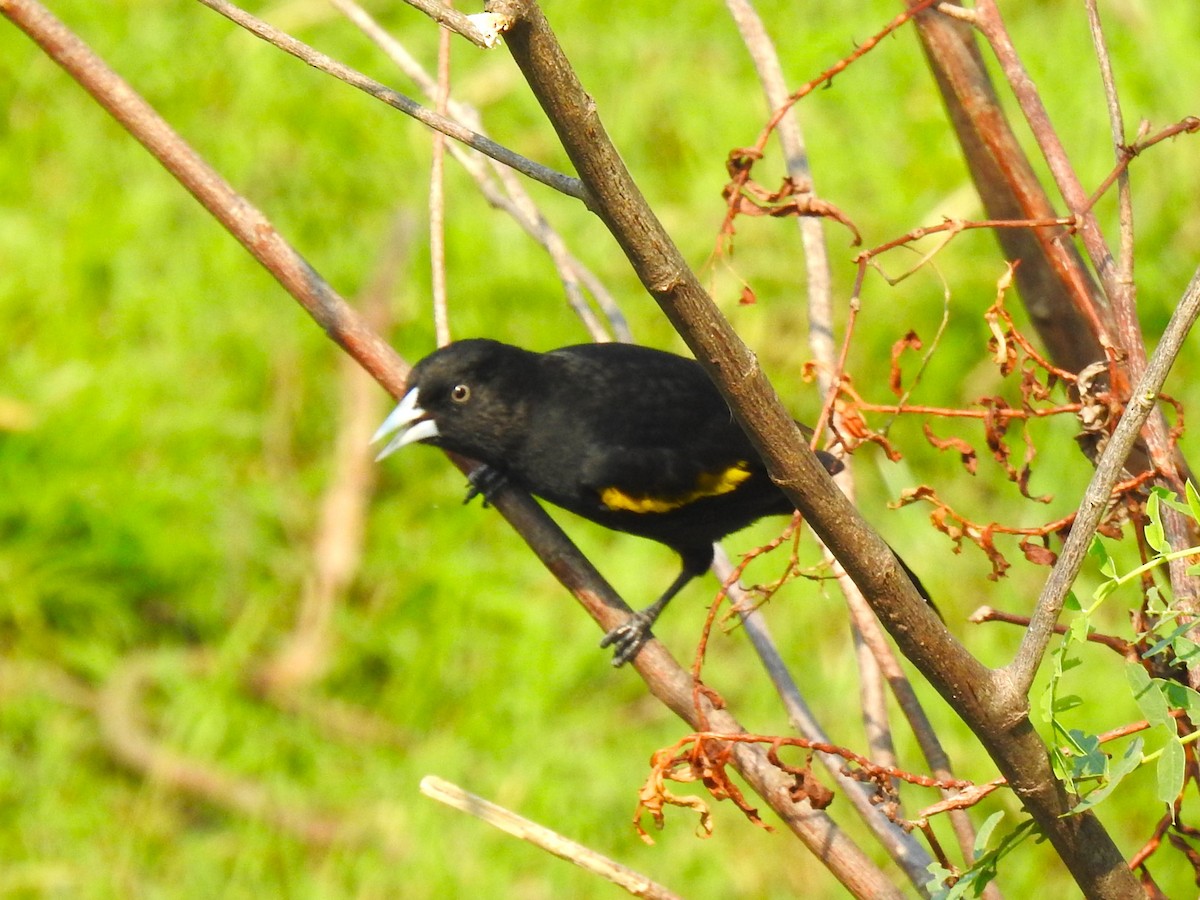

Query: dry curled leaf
[
  {"left": 634, "top": 737, "right": 769, "bottom": 843},
  {"left": 923, "top": 424, "right": 978, "bottom": 474},
  {"left": 1019, "top": 536, "right": 1058, "bottom": 567},
  {"left": 634, "top": 748, "right": 715, "bottom": 844},
  {"left": 889, "top": 331, "right": 923, "bottom": 397},
  {"left": 721, "top": 172, "right": 861, "bottom": 244}
]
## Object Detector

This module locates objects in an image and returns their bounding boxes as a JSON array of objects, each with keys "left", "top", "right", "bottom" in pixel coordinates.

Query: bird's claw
[
  {"left": 600, "top": 613, "right": 653, "bottom": 667},
  {"left": 463, "top": 465, "right": 507, "bottom": 507}
]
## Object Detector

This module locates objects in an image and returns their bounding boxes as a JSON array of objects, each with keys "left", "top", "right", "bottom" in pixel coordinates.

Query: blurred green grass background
[{"left": 2, "top": 0, "right": 1199, "bottom": 896}]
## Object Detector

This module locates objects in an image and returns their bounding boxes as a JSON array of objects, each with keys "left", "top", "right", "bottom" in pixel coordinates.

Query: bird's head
[{"left": 372, "top": 339, "right": 536, "bottom": 465}]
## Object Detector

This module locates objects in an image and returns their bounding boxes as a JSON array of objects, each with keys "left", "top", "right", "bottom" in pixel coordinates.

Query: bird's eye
[{"left": 450, "top": 383, "right": 471, "bottom": 403}]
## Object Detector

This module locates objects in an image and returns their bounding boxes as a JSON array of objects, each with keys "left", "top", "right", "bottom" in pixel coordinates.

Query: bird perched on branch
[{"left": 373, "top": 338, "right": 926, "bottom": 665}]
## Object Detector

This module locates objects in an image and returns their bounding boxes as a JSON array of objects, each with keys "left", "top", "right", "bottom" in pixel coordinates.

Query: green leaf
[
  {"left": 1070, "top": 737, "right": 1144, "bottom": 814},
  {"left": 1127, "top": 663, "right": 1172, "bottom": 728},
  {"left": 1065, "top": 729, "right": 1106, "bottom": 781},
  {"left": 923, "top": 863, "right": 957, "bottom": 900},
  {"left": 1092, "top": 580, "right": 1118, "bottom": 604},
  {"left": 1145, "top": 491, "right": 1168, "bottom": 554},
  {"left": 1060, "top": 653, "right": 1085, "bottom": 674},
  {"left": 1174, "top": 637, "right": 1200, "bottom": 667},
  {"left": 926, "top": 818, "right": 1040, "bottom": 899},
  {"left": 1052, "top": 693, "right": 1084, "bottom": 714},
  {"left": 1042, "top": 633, "right": 1080, "bottom": 725},
  {"left": 1157, "top": 488, "right": 1194, "bottom": 516},
  {"left": 1049, "top": 745, "right": 1072, "bottom": 785},
  {"left": 1185, "top": 480, "right": 1200, "bottom": 524},
  {"left": 1088, "top": 537, "right": 1116, "bottom": 579},
  {"left": 973, "top": 811, "right": 1005, "bottom": 855},
  {"left": 1159, "top": 680, "right": 1200, "bottom": 720},
  {"left": 1157, "top": 737, "right": 1186, "bottom": 806},
  {"left": 1142, "top": 620, "right": 1196, "bottom": 661}
]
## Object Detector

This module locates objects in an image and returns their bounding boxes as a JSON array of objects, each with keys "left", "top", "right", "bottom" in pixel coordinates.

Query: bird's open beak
[{"left": 371, "top": 388, "right": 440, "bottom": 460}]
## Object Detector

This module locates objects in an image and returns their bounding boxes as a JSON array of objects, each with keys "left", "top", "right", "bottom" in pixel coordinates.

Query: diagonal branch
[
  {"left": 420, "top": 776, "right": 683, "bottom": 899},
  {"left": 1, "top": 0, "right": 405, "bottom": 396},
  {"left": 909, "top": 0, "right": 1111, "bottom": 375},
  {"left": 194, "top": 0, "right": 587, "bottom": 202}
]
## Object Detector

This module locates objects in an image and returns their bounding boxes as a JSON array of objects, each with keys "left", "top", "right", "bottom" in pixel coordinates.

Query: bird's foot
[
  {"left": 463, "top": 465, "right": 507, "bottom": 507},
  {"left": 600, "top": 612, "right": 654, "bottom": 667}
]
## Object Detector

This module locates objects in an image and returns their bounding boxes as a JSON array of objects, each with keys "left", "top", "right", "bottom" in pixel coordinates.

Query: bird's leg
[
  {"left": 463, "top": 464, "right": 508, "bottom": 508},
  {"left": 600, "top": 565, "right": 698, "bottom": 667}
]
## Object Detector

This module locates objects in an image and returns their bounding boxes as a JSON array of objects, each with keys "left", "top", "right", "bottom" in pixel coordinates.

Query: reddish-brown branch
[
  {"left": 968, "top": 607, "right": 1136, "bottom": 658},
  {"left": 1082, "top": 117, "right": 1200, "bottom": 214},
  {"left": 851, "top": 399, "right": 1081, "bottom": 422},
  {"left": 908, "top": 0, "right": 1112, "bottom": 378},
  {"left": 855, "top": 215, "right": 1078, "bottom": 264}
]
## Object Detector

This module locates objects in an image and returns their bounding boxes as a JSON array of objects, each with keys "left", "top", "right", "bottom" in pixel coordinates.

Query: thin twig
[
  {"left": 721, "top": 0, "right": 833, "bottom": 346},
  {"left": 430, "top": 14, "right": 452, "bottom": 346},
  {"left": 970, "top": 606, "right": 1133, "bottom": 657},
  {"left": 420, "top": 776, "right": 683, "bottom": 900},
  {"left": 195, "top": 0, "right": 587, "bottom": 202},
  {"left": 968, "top": 0, "right": 1120, "bottom": 325},
  {"left": 1083, "top": 0, "right": 1133, "bottom": 292},
  {"left": 1082, "top": 118, "right": 1200, "bottom": 214}
]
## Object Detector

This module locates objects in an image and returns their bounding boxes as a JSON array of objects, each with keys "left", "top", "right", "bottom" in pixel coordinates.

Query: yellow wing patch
[{"left": 599, "top": 461, "right": 753, "bottom": 513}]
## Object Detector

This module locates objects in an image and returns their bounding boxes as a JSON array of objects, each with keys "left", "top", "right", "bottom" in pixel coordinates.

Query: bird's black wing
[{"left": 534, "top": 344, "right": 768, "bottom": 508}]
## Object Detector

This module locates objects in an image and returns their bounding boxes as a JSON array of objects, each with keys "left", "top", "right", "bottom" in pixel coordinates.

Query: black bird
[{"left": 373, "top": 338, "right": 923, "bottom": 665}]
